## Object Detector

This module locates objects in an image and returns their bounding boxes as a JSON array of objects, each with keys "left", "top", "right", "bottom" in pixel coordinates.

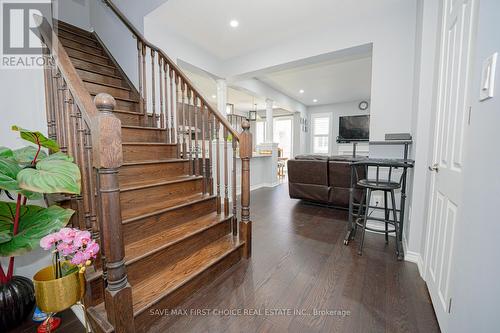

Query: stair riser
[
  {"left": 122, "top": 144, "right": 177, "bottom": 162},
  {"left": 113, "top": 98, "right": 140, "bottom": 112},
  {"left": 119, "top": 161, "right": 188, "bottom": 187},
  {"left": 56, "top": 23, "right": 93, "bottom": 37},
  {"left": 56, "top": 28, "right": 96, "bottom": 44},
  {"left": 59, "top": 37, "right": 103, "bottom": 56},
  {"left": 123, "top": 197, "right": 217, "bottom": 244},
  {"left": 121, "top": 127, "right": 168, "bottom": 143},
  {"left": 120, "top": 179, "right": 203, "bottom": 220},
  {"left": 84, "top": 81, "right": 131, "bottom": 99},
  {"left": 66, "top": 48, "right": 110, "bottom": 66},
  {"left": 76, "top": 69, "right": 125, "bottom": 87},
  {"left": 85, "top": 276, "right": 104, "bottom": 307},
  {"left": 134, "top": 246, "right": 242, "bottom": 333},
  {"left": 127, "top": 219, "right": 231, "bottom": 286},
  {"left": 72, "top": 58, "right": 118, "bottom": 77},
  {"left": 112, "top": 112, "right": 142, "bottom": 126}
]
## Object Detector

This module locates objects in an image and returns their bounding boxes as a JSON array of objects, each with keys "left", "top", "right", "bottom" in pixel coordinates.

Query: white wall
[
  {"left": 447, "top": 0, "right": 500, "bottom": 331},
  {"left": 0, "top": 67, "right": 51, "bottom": 278},
  {"left": 145, "top": 20, "right": 224, "bottom": 77},
  {"left": 306, "top": 100, "right": 370, "bottom": 156},
  {"left": 88, "top": 0, "right": 139, "bottom": 88},
  {"left": 223, "top": 1, "right": 417, "bottom": 142},
  {"left": 55, "top": 0, "right": 91, "bottom": 31}
]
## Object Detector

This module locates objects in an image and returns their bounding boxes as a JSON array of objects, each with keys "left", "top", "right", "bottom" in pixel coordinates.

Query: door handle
[{"left": 428, "top": 163, "right": 439, "bottom": 172}]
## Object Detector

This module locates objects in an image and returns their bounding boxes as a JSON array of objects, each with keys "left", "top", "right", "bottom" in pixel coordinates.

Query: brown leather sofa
[{"left": 287, "top": 155, "right": 366, "bottom": 208}]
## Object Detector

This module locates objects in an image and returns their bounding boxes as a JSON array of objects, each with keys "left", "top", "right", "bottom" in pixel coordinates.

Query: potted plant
[
  {"left": 34, "top": 227, "right": 99, "bottom": 311},
  {"left": 0, "top": 126, "right": 80, "bottom": 331}
]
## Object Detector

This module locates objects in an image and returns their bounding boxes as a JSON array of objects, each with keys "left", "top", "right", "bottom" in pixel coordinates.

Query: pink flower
[
  {"left": 57, "top": 242, "right": 76, "bottom": 256},
  {"left": 58, "top": 228, "right": 77, "bottom": 243},
  {"left": 40, "top": 234, "right": 58, "bottom": 250},
  {"left": 73, "top": 230, "right": 91, "bottom": 247},
  {"left": 84, "top": 241, "right": 99, "bottom": 259},
  {"left": 70, "top": 251, "right": 87, "bottom": 265}
]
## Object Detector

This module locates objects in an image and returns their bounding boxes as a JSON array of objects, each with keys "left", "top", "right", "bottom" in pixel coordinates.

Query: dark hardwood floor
[{"left": 148, "top": 183, "right": 440, "bottom": 333}]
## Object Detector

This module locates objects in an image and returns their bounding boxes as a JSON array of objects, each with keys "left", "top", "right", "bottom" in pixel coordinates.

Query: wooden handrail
[{"left": 102, "top": 0, "right": 239, "bottom": 140}]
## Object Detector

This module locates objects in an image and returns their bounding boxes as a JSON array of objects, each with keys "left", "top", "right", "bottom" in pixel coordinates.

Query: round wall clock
[{"left": 358, "top": 101, "right": 369, "bottom": 110}]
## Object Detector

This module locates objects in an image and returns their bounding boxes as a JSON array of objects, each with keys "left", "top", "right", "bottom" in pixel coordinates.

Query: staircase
[{"left": 36, "top": 10, "right": 252, "bottom": 333}]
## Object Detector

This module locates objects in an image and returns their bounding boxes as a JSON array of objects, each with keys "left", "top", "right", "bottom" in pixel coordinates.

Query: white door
[{"left": 424, "top": 0, "right": 477, "bottom": 331}]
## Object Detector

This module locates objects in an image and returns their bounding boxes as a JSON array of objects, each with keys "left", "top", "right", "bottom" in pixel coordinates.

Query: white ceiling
[
  {"left": 257, "top": 54, "right": 372, "bottom": 106},
  {"left": 182, "top": 68, "right": 272, "bottom": 113},
  {"left": 146, "top": 0, "right": 390, "bottom": 60}
]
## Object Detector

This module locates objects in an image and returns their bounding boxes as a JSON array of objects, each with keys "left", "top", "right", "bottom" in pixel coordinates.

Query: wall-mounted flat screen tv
[{"left": 338, "top": 115, "right": 370, "bottom": 142}]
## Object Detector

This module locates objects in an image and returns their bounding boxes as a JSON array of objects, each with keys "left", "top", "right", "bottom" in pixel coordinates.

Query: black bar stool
[{"left": 352, "top": 159, "right": 407, "bottom": 258}]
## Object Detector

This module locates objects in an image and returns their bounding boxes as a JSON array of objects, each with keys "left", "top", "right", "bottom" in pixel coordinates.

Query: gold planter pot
[{"left": 32, "top": 265, "right": 85, "bottom": 313}]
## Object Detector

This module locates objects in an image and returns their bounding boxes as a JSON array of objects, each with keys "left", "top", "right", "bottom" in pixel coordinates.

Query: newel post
[
  {"left": 239, "top": 120, "right": 252, "bottom": 259},
  {"left": 93, "top": 93, "right": 135, "bottom": 333}
]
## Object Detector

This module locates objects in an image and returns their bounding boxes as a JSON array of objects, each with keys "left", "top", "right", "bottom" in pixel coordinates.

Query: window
[
  {"left": 312, "top": 115, "right": 330, "bottom": 154},
  {"left": 255, "top": 121, "right": 266, "bottom": 145}
]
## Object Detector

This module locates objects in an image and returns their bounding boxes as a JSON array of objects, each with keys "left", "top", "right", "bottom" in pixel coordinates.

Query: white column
[
  {"left": 265, "top": 98, "right": 273, "bottom": 142},
  {"left": 216, "top": 79, "right": 227, "bottom": 117}
]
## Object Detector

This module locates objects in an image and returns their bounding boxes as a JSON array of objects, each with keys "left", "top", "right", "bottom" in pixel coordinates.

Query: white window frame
[{"left": 310, "top": 113, "right": 331, "bottom": 155}]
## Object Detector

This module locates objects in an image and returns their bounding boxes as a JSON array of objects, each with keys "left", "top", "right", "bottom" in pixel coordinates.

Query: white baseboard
[
  {"left": 403, "top": 236, "right": 424, "bottom": 278},
  {"left": 250, "top": 182, "right": 280, "bottom": 191}
]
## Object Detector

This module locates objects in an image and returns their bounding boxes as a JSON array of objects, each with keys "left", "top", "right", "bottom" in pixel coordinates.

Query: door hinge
[
  {"left": 448, "top": 297, "right": 453, "bottom": 313},
  {"left": 468, "top": 106, "right": 472, "bottom": 125}
]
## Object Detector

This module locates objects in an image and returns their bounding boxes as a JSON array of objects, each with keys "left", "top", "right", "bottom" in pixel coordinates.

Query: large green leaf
[
  {"left": 0, "top": 147, "right": 13, "bottom": 158},
  {"left": 0, "top": 157, "right": 21, "bottom": 192},
  {"left": 17, "top": 158, "right": 81, "bottom": 195},
  {"left": 43, "top": 152, "right": 74, "bottom": 163},
  {"left": 0, "top": 157, "right": 42, "bottom": 200},
  {"left": 12, "top": 146, "right": 47, "bottom": 165},
  {"left": 12, "top": 126, "right": 60, "bottom": 152},
  {"left": 0, "top": 229, "right": 11, "bottom": 244},
  {"left": 0, "top": 202, "right": 73, "bottom": 257}
]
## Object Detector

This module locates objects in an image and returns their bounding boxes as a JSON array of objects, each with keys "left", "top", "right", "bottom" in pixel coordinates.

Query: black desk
[{"left": 344, "top": 158, "right": 414, "bottom": 260}]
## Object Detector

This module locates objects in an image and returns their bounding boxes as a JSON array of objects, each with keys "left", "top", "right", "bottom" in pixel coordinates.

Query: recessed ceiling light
[
  {"left": 212, "top": 94, "right": 216, "bottom": 99},
  {"left": 299, "top": 89, "right": 304, "bottom": 94},
  {"left": 229, "top": 20, "right": 239, "bottom": 28},
  {"left": 313, "top": 99, "right": 318, "bottom": 103}
]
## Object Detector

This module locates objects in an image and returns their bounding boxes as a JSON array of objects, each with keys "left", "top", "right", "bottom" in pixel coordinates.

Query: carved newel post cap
[
  {"left": 94, "top": 93, "right": 116, "bottom": 112},
  {"left": 242, "top": 120, "right": 250, "bottom": 130}
]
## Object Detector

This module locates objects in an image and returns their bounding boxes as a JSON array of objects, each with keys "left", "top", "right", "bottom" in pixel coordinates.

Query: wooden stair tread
[
  {"left": 122, "top": 192, "right": 206, "bottom": 222},
  {"left": 55, "top": 20, "right": 93, "bottom": 35},
  {"left": 75, "top": 65, "right": 122, "bottom": 79},
  {"left": 112, "top": 109, "right": 143, "bottom": 116},
  {"left": 121, "top": 125, "right": 167, "bottom": 131},
  {"left": 122, "top": 158, "right": 186, "bottom": 166},
  {"left": 122, "top": 193, "right": 214, "bottom": 224},
  {"left": 70, "top": 56, "right": 116, "bottom": 70},
  {"left": 56, "top": 25, "right": 95, "bottom": 42},
  {"left": 90, "top": 93, "right": 138, "bottom": 103},
  {"left": 122, "top": 142, "right": 176, "bottom": 146},
  {"left": 58, "top": 35, "right": 102, "bottom": 51},
  {"left": 125, "top": 211, "right": 231, "bottom": 264},
  {"left": 120, "top": 175, "right": 202, "bottom": 191},
  {"left": 131, "top": 234, "right": 243, "bottom": 314},
  {"left": 82, "top": 78, "right": 130, "bottom": 91},
  {"left": 62, "top": 44, "right": 108, "bottom": 59}
]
